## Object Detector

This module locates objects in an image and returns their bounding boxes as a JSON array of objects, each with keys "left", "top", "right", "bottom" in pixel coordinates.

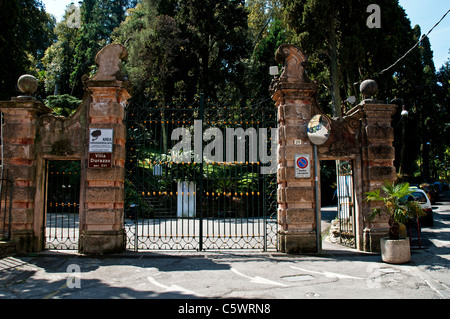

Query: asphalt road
[{"left": 0, "top": 193, "right": 449, "bottom": 308}]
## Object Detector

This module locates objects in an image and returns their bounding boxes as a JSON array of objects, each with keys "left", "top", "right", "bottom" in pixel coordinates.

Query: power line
[{"left": 373, "top": 9, "right": 450, "bottom": 78}]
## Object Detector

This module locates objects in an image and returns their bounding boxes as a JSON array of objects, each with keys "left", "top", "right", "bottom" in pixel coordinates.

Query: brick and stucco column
[
  {"left": 78, "top": 44, "right": 130, "bottom": 254},
  {"left": 271, "top": 44, "right": 321, "bottom": 253},
  {"left": 0, "top": 76, "right": 52, "bottom": 253},
  {"left": 361, "top": 99, "right": 397, "bottom": 252},
  {"left": 0, "top": 45, "right": 130, "bottom": 255}
]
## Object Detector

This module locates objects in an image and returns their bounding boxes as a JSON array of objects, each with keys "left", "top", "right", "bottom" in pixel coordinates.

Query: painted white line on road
[
  {"left": 417, "top": 272, "right": 450, "bottom": 299},
  {"left": 289, "top": 265, "right": 364, "bottom": 280},
  {"left": 430, "top": 238, "right": 450, "bottom": 248},
  {"left": 231, "top": 268, "right": 288, "bottom": 287},
  {"left": 147, "top": 276, "right": 199, "bottom": 296}
]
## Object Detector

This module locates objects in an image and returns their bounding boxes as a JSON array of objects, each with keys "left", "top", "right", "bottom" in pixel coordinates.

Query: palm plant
[{"left": 366, "top": 182, "right": 425, "bottom": 240}]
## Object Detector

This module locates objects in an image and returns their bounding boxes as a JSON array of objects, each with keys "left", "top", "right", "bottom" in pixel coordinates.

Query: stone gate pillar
[
  {"left": 0, "top": 44, "right": 130, "bottom": 255},
  {"left": 78, "top": 44, "right": 130, "bottom": 254},
  {"left": 359, "top": 86, "right": 397, "bottom": 252},
  {"left": 0, "top": 76, "right": 52, "bottom": 253},
  {"left": 271, "top": 44, "right": 321, "bottom": 253}
]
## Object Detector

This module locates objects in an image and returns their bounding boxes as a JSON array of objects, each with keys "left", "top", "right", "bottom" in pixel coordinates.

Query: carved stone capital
[
  {"left": 275, "top": 44, "right": 309, "bottom": 83},
  {"left": 91, "top": 43, "right": 128, "bottom": 82}
]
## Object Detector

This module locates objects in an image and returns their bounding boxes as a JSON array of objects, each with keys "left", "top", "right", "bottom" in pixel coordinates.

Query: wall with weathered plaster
[
  {"left": 0, "top": 44, "right": 130, "bottom": 254},
  {"left": 271, "top": 44, "right": 397, "bottom": 253}
]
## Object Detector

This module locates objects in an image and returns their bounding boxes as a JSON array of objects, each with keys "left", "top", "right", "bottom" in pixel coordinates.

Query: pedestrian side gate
[
  {"left": 44, "top": 161, "right": 81, "bottom": 250},
  {"left": 336, "top": 160, "right": 356, "bottom": 247},
  {"left": 124, "top": 96, "right": 278, "bottom": 251}
]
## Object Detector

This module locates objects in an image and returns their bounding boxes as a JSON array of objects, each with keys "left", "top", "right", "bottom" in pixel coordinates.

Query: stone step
[{"left": 0, "top": 241, "right": 16, "bottom": 258}]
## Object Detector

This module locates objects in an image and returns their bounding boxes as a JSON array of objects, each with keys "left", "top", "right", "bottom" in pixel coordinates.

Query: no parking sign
[{"left": 295, "top": 154, "right": 311, "bottom": 178}]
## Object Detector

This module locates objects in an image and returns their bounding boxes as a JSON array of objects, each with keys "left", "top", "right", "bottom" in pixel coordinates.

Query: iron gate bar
[
  {"left": 198, "top": 94, "right": 204, "bottom": 251},
  {"left": 44, "top": 161, "right": 81, "bottom": 250},
  {"left": 124, "top": 95, "right": 277, "bottom": 251},
  {"left": 336, "top": 160, "right": 356, "bottom": 248},
  {"left": 0, "top": 170, "right": 13, "bottom": 241}
]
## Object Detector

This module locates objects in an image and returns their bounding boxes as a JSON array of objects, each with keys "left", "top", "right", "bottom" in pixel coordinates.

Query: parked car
[
  {"left": 433, "top": 182, "right": 442, "bottom": 192},
  {"left": 420, "top": 183, "right": 439, "bottom": 204},
  {"left": 403, "top": 187, "right": 433, "bottom": 227}
]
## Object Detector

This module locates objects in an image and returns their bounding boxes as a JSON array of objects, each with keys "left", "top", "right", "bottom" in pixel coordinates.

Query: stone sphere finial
[
  {"left": 360, "top": 79, "right": 378, "bottom": 98},
  {"left": 17, "top": 74, "right": 38, "bottom": 96}
]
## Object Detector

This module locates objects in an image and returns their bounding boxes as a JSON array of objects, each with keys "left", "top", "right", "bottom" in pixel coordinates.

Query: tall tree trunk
[{"left": 329, "top": 14, "right": 341, "bottom": 117}]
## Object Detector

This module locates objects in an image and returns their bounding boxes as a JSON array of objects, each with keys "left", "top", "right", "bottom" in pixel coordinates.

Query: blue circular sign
[{"left": 297, "top": 157, "right": 309, "bottom": 169}]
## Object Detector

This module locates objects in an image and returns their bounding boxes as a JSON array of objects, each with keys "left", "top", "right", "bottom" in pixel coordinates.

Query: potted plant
[{"left": 366, "top": 181, "right": 425, "bottom": 264}]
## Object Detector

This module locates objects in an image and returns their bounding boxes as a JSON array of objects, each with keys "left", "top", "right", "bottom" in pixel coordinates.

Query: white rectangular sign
[
  {"left": 295, "top": 154, "right": 311, "bottom": 178},
  {"left": 89, "top": 128, "right": 113, "bottom": 153}
]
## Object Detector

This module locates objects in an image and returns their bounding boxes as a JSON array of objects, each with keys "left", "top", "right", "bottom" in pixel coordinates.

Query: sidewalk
[
  {"left": 0, "top": 194, "right": 448, "bottom": 300},
  {"left": 0, "top": 238, "right": 448, "bottom": 300}
]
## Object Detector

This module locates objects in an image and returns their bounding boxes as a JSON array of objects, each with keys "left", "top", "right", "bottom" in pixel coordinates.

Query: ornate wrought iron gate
[
  {"left": 336, "top": 160, "right": 356, "bottom": 247},
  {"left": 124, "top": 96, "right": 277, "bottom": 251},
  {"left": 44, "top": 161, "right": 81, "bottom": 250}
]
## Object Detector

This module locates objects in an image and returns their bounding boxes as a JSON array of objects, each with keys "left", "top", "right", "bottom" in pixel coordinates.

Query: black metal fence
[
  {"left": 44, "top": 161, "right": 81, "bottom": 250},
  {"left": 124, "top": 96, "right": 278, "bottom": 251},
  {"left": 0, "top": 111, "right": 13, "bottom": 241},
  {"left": 0, "top": 171, "right": 13, "bottom": 241}
]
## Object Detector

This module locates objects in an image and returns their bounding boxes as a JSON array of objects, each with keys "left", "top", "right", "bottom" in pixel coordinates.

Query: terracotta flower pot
[{"left": 380, "top": 237, "right": 411, "bottom": 264}]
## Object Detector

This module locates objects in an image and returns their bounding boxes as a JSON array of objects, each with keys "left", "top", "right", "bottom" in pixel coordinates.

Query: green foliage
[
  {"left": 366, "top": 181, "right": 425, "bottom": 239},
  {"left": 434, "top": 60, "right": 450, "bottom": 172},
  {"left": 0, "top": 0, "right": 55, "bottom": 99},
  {"left": 39, "top": 1, "right": 136, "bottom": 98},
  {"left": 280, "top": 0, "right": 447, "bottom": 179},
  {"left": 113, "top": 3, "right": 188, "bottom": 100},
  {"left": 69, "top": 0, "right": 136, "bottom": 97},
  {"left": 44, "top": 94, "right": 82, "bottom": 117},
  {"left": 3, "top": 0, "right": 449, "bottom": 182},
  {"left": 47, "top": 160, "right": 81, "bottom": 193},
  {"left": 247, "top": 18, "right": 288, "bottom": 98},
  {"left": 41, "top": 13, "right": 78, "bottom": 95},
  {"left": 113, "top": 0, "right": 251, "bottom": 101}
]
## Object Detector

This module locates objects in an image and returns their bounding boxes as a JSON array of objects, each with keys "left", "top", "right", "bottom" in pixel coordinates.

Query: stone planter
[{"left": 380, "top": 237, "right": 411, "bottom": 264}]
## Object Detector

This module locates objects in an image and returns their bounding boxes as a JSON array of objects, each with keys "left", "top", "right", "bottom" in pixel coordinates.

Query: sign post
[
  {"left": 88, "top": 128, "right": 113, "bottom": 168},
  {"left": 307, "top": 114, "right": 332, "bottom": 253}
]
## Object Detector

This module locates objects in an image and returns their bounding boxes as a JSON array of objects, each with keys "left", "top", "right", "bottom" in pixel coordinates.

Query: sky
[
  {"left": 41, "top": 0, "right": 450, "bottom": 69},
  {"left": 41, "top": 0, "right": 77, "bottom": 21},
  {"left": 398, "top": 0, "right": 450, "bottom": 69}
]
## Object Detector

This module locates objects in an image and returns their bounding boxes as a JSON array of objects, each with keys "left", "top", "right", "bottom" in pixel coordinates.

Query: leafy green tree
[
  {"left": 114, "top": 0, "right": 251, "bottom": 101},
  {"left": 280, "top": 0, "right": 423, "bottom": 117},
  {"left": 45, "top": 94, "right": 81, "bottom": 117},
  {"left": 112, "top": 0, "right": 187, "bottom": 101},
  {"left": 41, "top": 13, "right": 78, "bottom": 95},
  {"left": 437, "top": 58, "right": 450, "bottom": 139},
  {"left": 244, "top": 0, "right": 288, "bottom": 99},
  {"left": 69, "top": 0, "right": 136, "bottom": 97},
  {"left": 388, "top": 26, "right": 429, "bottom": 179},
  {"left": 0, "top": 0, "right": 55, "bottom": 99},
  {"left": 246, "top": 18, "right": 287, "bottom": 99},
  {"left": 436, "top": 57, "right": 450, "bottom": 173},
  {"left": 174, "top": 0, "right": 251, "bottom": 99},
  {"left": 281, "top": 0, "right": 353, "bottom": 116}
]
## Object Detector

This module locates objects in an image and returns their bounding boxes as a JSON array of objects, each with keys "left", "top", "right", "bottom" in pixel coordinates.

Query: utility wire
[{"left": 373, "top": 9, "right": 450, "bottom": 78}]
